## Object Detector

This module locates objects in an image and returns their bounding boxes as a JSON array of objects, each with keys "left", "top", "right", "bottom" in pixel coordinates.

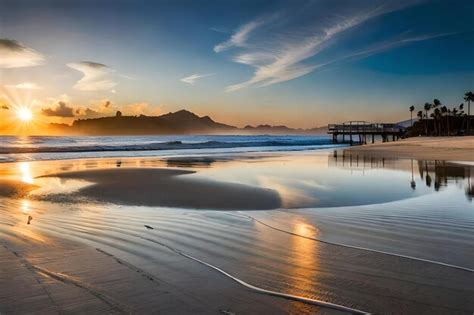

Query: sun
[{"left": 17, "top": 107, "right": 33, "bottom": 122}]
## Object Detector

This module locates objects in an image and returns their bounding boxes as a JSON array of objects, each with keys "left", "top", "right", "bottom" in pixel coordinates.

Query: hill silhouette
[{"left": 50, "top": 109, "right": 326, "bottom": 135}]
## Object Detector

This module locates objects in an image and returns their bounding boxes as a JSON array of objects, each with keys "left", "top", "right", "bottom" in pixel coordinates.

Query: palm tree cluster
[{"left": 410, "top": 91, "right": 473, "bottom": 136}]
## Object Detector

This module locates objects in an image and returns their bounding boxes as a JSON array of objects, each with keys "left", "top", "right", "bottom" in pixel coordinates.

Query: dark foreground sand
[
  {"left": 345, "top": 136, "right": 474, "bottom": 161},
  {"left": 40, "top": 168, "right": 281, "bottom": 210},
  {"left": 0, "top": 232, "right": 312, "bottom": 314},
  {"left": 2, "top": 200, "right": 473, "bottom": 314}
]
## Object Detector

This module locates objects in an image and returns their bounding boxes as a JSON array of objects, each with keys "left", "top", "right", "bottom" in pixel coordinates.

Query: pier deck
[{"left": 328, "top": 121, "right": 405, "bottom": 144}]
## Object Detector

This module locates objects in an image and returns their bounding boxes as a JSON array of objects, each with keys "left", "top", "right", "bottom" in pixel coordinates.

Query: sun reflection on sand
[
  {"left": 286, "top": 219, "right": 322, "bottom": 313},
  {"left": 253, "top": 215, "right": 321, "bottom": 313},
  {"left": 19, "top": 162, "right": 34, "bottom": 184},
  {"left": 21, "top": 199, "right": 30, "bottom": 213}
]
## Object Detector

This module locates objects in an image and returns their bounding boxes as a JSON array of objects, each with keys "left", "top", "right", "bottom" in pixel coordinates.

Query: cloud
[
  {"left": 331, "top": 32, "right": 459, "bottom": 66},
  {"left": 221, "top": 1, "right": 424, "bottom": 92},
  {"left": 74, "top": 100, "right": 160, "bottom": 118},
  {"left": 75, "top": 99, "right": 113, "bottom": 118},
  {"left": 0, "top": 39, "right": 44, "bottom": 68},
  {"left": 123, "top": 102, "right": 161, "bottom": 116},
  {"left": 42, "top": 101, "right": 75, "bottom": 117},
  {"left": 180, "top": 73, "right": 214, "bottom": 85},
  {"left": 67, "top": 61, "right": 117, "bottom": 91},
  {"left": 4, "top": 82, "right": 43, "bottom": 90},
  {"left": 75, "top": 107, "right": 103, "bottom": 119},
  {"left": 214, "top": 20, "right": 267, "bottom": 53},
  {"left": 0, "top": 96, "right": 10, "bottom": 110}
]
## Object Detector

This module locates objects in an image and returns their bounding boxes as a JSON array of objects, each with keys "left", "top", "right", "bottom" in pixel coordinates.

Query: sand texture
[{"left": 345, "top": 136, "right": 474, "bottom": 161}]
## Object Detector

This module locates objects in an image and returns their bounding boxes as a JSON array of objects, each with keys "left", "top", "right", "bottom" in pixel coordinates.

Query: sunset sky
[{"left": 0, "top": 0, "right": 473, "bottom": 133}]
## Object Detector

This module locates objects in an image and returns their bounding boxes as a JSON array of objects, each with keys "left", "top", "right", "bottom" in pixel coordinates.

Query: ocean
[{"left": 0, "top": 134, "right": 343, "bottom": 162}]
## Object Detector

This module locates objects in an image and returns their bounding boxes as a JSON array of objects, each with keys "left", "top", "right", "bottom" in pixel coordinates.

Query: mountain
[
  {"left": 395, "top": 118, "right": 419, "bottom": 128},
  {"left": 49, "top": 109, "right": 326, "bottom": 135},
  {"left": 242, "top": 124, "right": 327, "bottom": 135}
]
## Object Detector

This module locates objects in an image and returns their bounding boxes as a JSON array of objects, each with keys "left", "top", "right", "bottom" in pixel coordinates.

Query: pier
[{"left": 328, "top": 121, "right": 405, "bottom": 144}]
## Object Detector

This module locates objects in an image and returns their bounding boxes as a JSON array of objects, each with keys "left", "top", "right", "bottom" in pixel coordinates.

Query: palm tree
[
  {"left": 447, "top": 109, "right": 451, "bottom": 136},
  {"left": 440, "top": 106, "right": 447, "bottom": 135},
  {"left": 417, "top": 110, "right": 423, "bottom": 126},
  {"left": 464, "top": 91, "right": 473, "bottom": 116},
  {"left": 423, "top": 102, "right": 432, "bottom": 135},
  {"left": 464, "top": 91, "right": 474, "bottom": 131},
  {"left": 434, "top": 107, "right": 442, "bottom": 135},
  {"left": 415, "top": 110, "right": 423, "bottom": 136},
  {"left": 432, "top": 99, "right": 442, "bottom": 135},
  {"left": 409, "top": 105, "right": 415, "bottom": 127},
  {"left": 424, "top": 102, "right": 432, "bottom": 118}
]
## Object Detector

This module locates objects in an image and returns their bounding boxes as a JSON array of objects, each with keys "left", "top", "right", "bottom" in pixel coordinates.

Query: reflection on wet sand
[
  {"left": 19, "top": 162, "right": 33, "bottom": 184},
  {"left": 287, "top": 221, "right": 320, "bottom": 314},
  {"left": 2, "top": 151, "right": 473, "bottom": 211},
  {"left": 332, "top": 151, "right": 474, "bottom": 201},
  {"left": 165, "top": 157, "right": 217, "bottom": 168},
  {"left": 250, "top": 215, "right": 323, "bottom": 314}
]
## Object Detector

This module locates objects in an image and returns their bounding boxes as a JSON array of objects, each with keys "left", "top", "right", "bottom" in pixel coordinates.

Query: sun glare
[{"left": 17, "top": 108, "right": 33, "bottom": 122}]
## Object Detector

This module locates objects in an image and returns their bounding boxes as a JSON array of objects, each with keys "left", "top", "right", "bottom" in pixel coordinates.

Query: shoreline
[{"left": 344, "top": 136, "right": 474, "bottom": 161}]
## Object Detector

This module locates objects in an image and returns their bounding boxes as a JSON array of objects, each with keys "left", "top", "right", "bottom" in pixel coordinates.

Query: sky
[{"left": 0, "top": 0, "right": 473, "bottom": 133}]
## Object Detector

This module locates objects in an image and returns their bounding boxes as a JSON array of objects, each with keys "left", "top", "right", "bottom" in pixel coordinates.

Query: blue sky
[{"left": 0, "top": 0, "right": 473, "bottom": 128}]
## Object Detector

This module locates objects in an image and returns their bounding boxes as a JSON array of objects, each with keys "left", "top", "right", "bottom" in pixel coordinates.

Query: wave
[{"left": 0, "top": 138, "right": 335, "bottom": 154}]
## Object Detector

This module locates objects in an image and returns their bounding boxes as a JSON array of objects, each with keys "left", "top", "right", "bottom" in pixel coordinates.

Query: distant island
[{"left": 48, "top": 109, "right": 327, "bottom": 135}]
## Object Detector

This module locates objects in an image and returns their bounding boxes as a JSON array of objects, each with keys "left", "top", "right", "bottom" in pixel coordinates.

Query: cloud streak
[
  {"left": 67, "top": 61, "right": 117, "bottom": 91},
  {"left": 180, "top": 73, "right": 214, "bottom": 85},
  {"left": 219, "top": 1, "right": 427, "bottom": 92},
  {"left": 214, "top": 20, "right": 266, "bottom": 53},
  {"left": 0, "top": 39, "right": 44, "bottom": 68},
  {"left": 4, "top": 82, "right": 43, "bottom": 90}
]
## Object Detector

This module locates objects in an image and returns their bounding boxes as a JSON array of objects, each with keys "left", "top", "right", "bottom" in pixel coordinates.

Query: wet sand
[
  {"left": 345, "top": 136, "right": 474, "bottom": 161},
  {"left": 1, "top": 154, "right": 473, "bottom": 314},
  {"left": 0, "top": 228, "right": 307, "bottom": 314},
  {"left": 0, "top": 180, "right": 38, "bottom": 198},
  {"left": 1, "top": 197, "right": 473, "bottom": 314},
  {"left": 39, "top": 168, "right": 281, "bottom": 210}
]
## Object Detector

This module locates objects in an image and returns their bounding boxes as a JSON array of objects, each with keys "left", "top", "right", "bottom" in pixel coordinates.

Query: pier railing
[
  {"left": 328, "top": 122, "right": 404, "bottom": 134},
  {"left": 328, "top": 121, "right": 405, "bottom": 144}
]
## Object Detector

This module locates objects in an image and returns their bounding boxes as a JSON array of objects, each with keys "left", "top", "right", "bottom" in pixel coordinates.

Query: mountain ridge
[{"left": 48, "top": 109, "right": 327, "bottom": 135}]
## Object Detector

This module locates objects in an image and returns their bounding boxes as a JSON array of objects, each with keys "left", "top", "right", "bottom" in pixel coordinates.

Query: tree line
[{"left": 408, "top": 91, "right": 473, "bottom": 136}]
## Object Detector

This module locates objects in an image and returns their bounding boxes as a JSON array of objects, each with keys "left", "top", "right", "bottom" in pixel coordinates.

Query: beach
[
  {"left": 0, "top": 144, "right": 473, "bottom": 314},
  {"left": 344, "top": 136, "right": 474, "bottom": 161},
  {"left": 2, "top": 0, "right": 473, "bottom": 313}
]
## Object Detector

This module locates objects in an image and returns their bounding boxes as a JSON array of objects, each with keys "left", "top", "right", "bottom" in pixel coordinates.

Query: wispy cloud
[
  {"left": 214, "top": 15, "right": 276, "bottom": 53},
  {"left": 330, "top": 32, "right": 459, "bottom": 66},
  {"left": 4, "top": 82, "right": 43, "bottom": 90},
  {"left": 67, "top": 61, "right": 117, "bottom": 91},
  {"left": 219, "top": 1, "right": 427, "bottom": 92},
  {"left": 0, "top": 39, "right": 44, "bottom": 68},
  {"left": 180, "top": 73, "right": 214, "bottom": 85}
]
